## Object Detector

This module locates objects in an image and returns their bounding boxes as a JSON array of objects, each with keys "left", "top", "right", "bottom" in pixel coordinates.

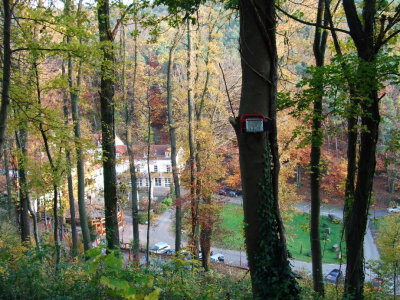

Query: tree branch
[{"left": 275, "top": 4, "right": 351, "bottom": 35}]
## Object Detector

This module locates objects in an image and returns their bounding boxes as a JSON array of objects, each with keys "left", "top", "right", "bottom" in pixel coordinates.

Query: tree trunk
[
  {"left": 65, "top": 0, "right": 91, "bottom": 252},
  {"left": 15, "top": 129, "right": 31, "bottom": 243},
  {"left": 166, "top": 31, "right": 183, "bottom": 252},
  {"left": 341, "top": 0, "right": 384, "bottom": 297},
  {"left": 97, "top": 0, "right": 120, "bottom": 250},
  {"left": 232, "top": 1, "right": 300, "bottom": 298},
  {"left": 186, "top": 19, "right": 198, "bottom": 255},
  {"left": 69, "top": 60, "right": 91, "bottom": 252},
  {"left": 3, "top": 144, "right": 14, "bottom": 222},
  {"left": 62, "top": 61, "right": 79, "bottom": 256},
  {"left": 310, "top": 0, "right": 328, "bottom": 295},
  {"left": 121, "top": 17, "right": 139, "bottom": 258},
  {"left": 145, "top": 96, "right": 152, "bottom": 266},
  {"left": 0, "top": 0, "right": 12, "bottom": 150}
]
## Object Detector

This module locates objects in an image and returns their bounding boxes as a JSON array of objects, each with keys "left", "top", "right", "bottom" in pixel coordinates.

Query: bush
[
  {"left": 153, "top": 203, "right": 168, "bottom": 215},
  {"left": 161, "top": 197, "right": 173, "bottom": 207},
  {"left": 138, "top": 212, "right": 153, "bottom": 224}
]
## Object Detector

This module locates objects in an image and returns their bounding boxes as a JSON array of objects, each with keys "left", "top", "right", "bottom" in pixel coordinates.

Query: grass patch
[{"left": 214, "top": 203, "right": 346, "bottom": 264}]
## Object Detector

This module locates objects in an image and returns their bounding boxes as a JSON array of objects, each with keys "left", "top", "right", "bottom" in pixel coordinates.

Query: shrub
[{"left": 161, "top": 197, "right": 173, "bottom": 207}]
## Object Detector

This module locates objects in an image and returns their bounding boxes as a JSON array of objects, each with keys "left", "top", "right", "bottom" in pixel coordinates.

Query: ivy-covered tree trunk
[
  {"left": 0, "top": 0, "right": 12, "bottom": 150},
  {"left": 166, "top": 31, "right": 183, "bottom": 252},
  {"left": 97, "top": 0, "right": 120, "bottom": 250},
  {"left": 231, "top": 1, "right": 300, "bottom": 298},
  {"left": 310, "top": 0, "right": 328, "bottom": 295}
]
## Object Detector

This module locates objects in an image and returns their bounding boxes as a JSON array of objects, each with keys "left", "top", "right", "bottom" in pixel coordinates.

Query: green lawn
[{"left": 213, "top": 203, "right": 346, "bottom": 264}]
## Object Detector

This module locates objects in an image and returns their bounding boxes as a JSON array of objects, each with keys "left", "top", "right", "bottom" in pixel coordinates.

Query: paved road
[{"left": 120, "top": 202, "right": 380, "bottom": 280}]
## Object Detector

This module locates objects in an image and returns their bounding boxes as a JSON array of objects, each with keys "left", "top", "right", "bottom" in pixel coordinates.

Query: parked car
[
  {"left": 210, "top": 253, "right": 224, "bottom": 263},
  {"left": 371, "top": 277, "right": 384, "bottom": 290},
  {"left": 324, "top": 269, "right": 343, "bottom": 284},
  {"left": 218, "top": 188, "right": 241, "bottom": 197},
  {"left": 164, "top": 249, "right": 175, "bottom": 255},
  {"left": 387, "top": 206, "right": 400, "bottom": 213},
  {"left": 149, "top": 242, "right": 171, "bottom": 254}
]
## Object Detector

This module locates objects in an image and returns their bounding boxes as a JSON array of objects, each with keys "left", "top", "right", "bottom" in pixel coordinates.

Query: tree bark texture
[
  {"left": 97, "top": 0, "right": 120, "bottom": 250},
  {"left": 234, "top": 1, "right": 300, "bottom": 298},
  {"left": 0, "top": 0, "right": 12, "bottom": 150}
]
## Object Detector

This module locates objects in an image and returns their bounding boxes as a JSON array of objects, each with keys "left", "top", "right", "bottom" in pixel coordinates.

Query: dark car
[
  {"left": 324, "top": 269, "right": 343, "bottom": 284},
  {"left": 219, "top": 188, "right": 241, "bottom": 197}
]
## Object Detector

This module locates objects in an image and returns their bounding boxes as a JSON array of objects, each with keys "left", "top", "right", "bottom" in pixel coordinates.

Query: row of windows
[
  {"left": 137, "top": 178, "right": 171, "bottom": 187},
  {"left": 136, "top": 165, "right": 171, "bottom": 173}
]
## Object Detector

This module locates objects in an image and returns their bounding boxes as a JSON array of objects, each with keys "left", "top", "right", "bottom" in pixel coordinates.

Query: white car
[
  {"left": 387, "top": 206, "right": 400, "bottom": 213},
  {"left": 149, "top": 242, "right": 171, "bottom": 254},
  {"left": 210, "top": 253, "right": 224, "bottom": 263}
]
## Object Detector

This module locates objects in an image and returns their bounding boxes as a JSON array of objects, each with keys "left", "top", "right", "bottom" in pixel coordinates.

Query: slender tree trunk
[
  {"left": 34, "top": 62, "right": 60, "bottom": 269},
  {"left": 166, "top": 31, "right": 183, "bottom": 252},
  {"left": 121, "top": 18, "right": 139, "bottom": 258},
  {"left": 3, "top": 144, "right": 14, "bottom": 222},
  {"left": 69, "top": 60, "right": 91, "bottom": 252},
  {"left": 15, "top": 129, "right": 31, "bottom": 243},
  {"left": 66, "top": 0, "right": 92, "bottom": 252},
  {"left": 0, "top": 0, "right": 12, "bottom": 150},
  {"left": 310, "top": 0, "right": 328, "bottom": 295},
  {"left": 97, "top": 0, "right": 120, "bottom": 250},
  {"left": 145, "top": 94, "right": 152, "bottom": 265},
  {"left": 186, "top": 19, "right": 198, "bottom": 255},
  {"left": 62, "top": 62, "right": 79, "bottom": 256},
  {"left": 231, "top": 1, "right": 300, "bottom": 298}
]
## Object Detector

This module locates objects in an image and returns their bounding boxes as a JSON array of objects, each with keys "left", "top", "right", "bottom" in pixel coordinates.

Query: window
[
  {"left": 165, "top": 152, "right": 170, "bottom": 158},
  {"left": 137, "top": 179, "right": 142, "bottom": 187},
  {"left": 165, "top": 178, "right": 171, "bottom": 187},
  {"left": 154, "top": 165, "right": 158, "bottom": 172},
  {"left": 145, "top": 179, "right": 149, "bottom": 187},
  {"left": 155, "top": 178, "right": 162, "bottom": 187},
  {"left": 166, "top": 165, "right": 171, "bottom": 173}
]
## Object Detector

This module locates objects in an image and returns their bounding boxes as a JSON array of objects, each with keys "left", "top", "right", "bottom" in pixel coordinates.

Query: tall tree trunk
[
  {"left": 166, "top": 31, "right": 183, "bottom": 252},
  {"left": 34, "top": 62, "right": 61, "bottom": 268},
  {"left": 145, "top": 93, "right": 152, "bottom": 266},
  {"left": 15, "top": 129, "right": 31, "bottom": 243},
  {"left": 0, "top": 0, "right": 12, "bottom": 150},
  {"left": 69, "top": 59, "right": 91, "bottom": 252},
  {"left": 310, "top": 0, "right": 328, "bottom": 295},
  {"left": 186, "top": 19, "right": 198, "bottom": 255},
  {"left": 341, "top": 0, "right": 384, "bottom": 297},
  {"left": 62, "top": 61, "right": 79, "bottom": 256},
  {"left": 121, "top": 17, "right": 140, "bottom": 258},
  {"left": 231, "top": 1, "right": 300, "bottom": 298},
  {"left": 97, "top": 0, "right": 120, "bottom": 250},
  {"left": 67, "top": 0, "right": 92, "bottom": 253}
]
